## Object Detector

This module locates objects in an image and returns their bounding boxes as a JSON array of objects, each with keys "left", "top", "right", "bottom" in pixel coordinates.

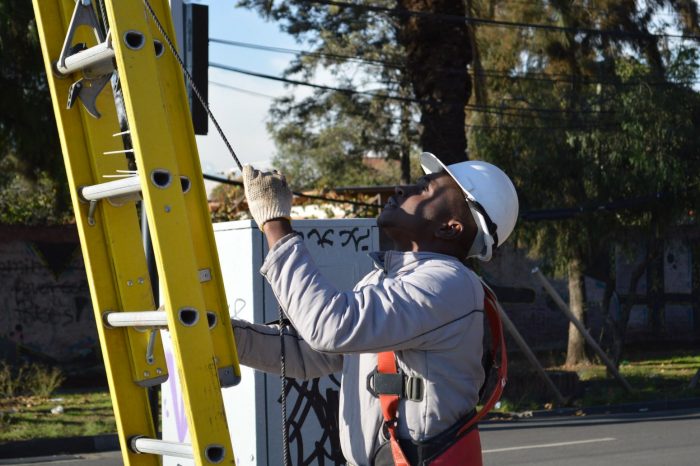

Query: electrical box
[{"left": 162, "top": 218, "right": 380, "bottom": 465}]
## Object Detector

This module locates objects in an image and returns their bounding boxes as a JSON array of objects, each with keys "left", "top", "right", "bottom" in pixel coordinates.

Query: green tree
[
  {"left": 238, "top": 0, "right": 473, "bottom": 189},
  {"left": 0, "top": 0, "right": 68, "bottom": 223},
  {"left": 469, "top": 0, "right": 700, "bottom": 366}
]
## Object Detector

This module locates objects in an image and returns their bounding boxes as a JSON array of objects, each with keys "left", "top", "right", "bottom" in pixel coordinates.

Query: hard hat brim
[
  {"left": 420, "top": 152, "right": 493, "bottom": 260},
  {"left": 420, "top": 152, "right": 475, "bottom": 201}
]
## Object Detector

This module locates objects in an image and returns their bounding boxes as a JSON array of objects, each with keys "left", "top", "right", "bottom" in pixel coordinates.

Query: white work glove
[{"left": 242, "top": 165, "right": 293, "bottom": 229}]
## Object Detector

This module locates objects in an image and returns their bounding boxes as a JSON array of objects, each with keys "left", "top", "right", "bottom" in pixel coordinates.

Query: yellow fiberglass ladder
[{"left": 32, "top": 0, "right": 241, "bottom": 464}]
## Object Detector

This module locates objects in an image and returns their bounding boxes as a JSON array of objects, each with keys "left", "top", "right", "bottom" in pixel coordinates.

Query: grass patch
[
  {"left": 494, "top": 349, "right": 700, "bottom": 413},
  {"left": 0, "top": 391, "right": 115, "bottom": 442},
  {"left": 1, "top": 350, "right": 698, "bottom": 441}
]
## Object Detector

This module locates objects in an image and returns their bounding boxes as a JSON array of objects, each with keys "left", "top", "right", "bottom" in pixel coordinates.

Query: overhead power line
[
  {"left": 303, "top": 0, "right": 700, "bottom": 41},
  {"left": 209, "top": 61, "right": 616, "bottom": 116},
  {"left": 211, "top": 37, "right": 700, "bottom": 87},
  {"left": 203, "top": 173, "right": 687, "bottom": 221},
  {"left": 203, "top": 173, "right": 381, "bottom": 207},
  {"left": 209, "top": 38, "right": 397, "bottom": 68},
  {"left": 209, "top": 80, "right": 278, "bottom": 99},
  {"left": 209, "top": 81, "right": 619, "bottom": 130}
]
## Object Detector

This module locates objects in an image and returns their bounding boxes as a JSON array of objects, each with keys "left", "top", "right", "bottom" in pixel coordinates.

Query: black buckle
[
  {"left": 367, "top": 369, "right": 404, "bottom": 397},
  {"left": 367, "top": 369, "right": 424, "bottom": 402}
]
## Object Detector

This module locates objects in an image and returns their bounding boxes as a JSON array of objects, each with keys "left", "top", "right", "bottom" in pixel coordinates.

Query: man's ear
[{"left": 435, "top": 219, "right": 465, "bottom": 240}]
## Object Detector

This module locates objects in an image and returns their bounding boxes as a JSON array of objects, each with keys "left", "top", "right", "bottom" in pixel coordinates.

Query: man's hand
[{"left": 242, "top": 165, "right": 293, "bottom": 229}]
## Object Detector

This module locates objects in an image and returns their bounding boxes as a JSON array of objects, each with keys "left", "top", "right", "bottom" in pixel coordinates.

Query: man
[{"left": 232, "top": 152, "right": 518, "bottom": 465}]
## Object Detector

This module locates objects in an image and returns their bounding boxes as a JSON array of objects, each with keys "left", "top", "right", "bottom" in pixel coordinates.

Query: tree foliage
[
  {"left": 0, "top": 0, "right": 68, "bottom": 223},
  {"left": 468, "top": 0, "right": 700, "bottom": 364},
  {"left": 238, "top": 0, "right": 472, "bottom": 189}
]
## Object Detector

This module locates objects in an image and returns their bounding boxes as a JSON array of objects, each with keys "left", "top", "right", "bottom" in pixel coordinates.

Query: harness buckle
[{"left": 366, "top": 369, "right": 424, "bottom": 402}]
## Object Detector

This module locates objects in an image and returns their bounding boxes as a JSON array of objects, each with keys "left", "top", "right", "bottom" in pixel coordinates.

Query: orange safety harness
[{"left": 374, "top": 284, "right": 508, "bottom": 466}]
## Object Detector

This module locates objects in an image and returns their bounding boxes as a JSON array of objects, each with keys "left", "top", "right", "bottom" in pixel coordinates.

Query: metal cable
[
  {"left": 141, "top": 0, "right": 244, "bottom": 170},
  {"left": 279, "top": 308, "right": 291, "bottom": 466},
  {"left": 140, "top": 4, "right": 290, "bottom": 464}
]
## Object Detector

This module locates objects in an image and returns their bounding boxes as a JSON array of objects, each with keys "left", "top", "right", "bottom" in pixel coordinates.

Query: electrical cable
[
  {"left": 209, "top": 62, "right": 617, "bottom": 116},
  {"left": 209, "top": 81, "right": 278, "bottom": 99},
  {"left": 302, "top": 0, "right": 700, "bottom": 41},
  {"left": 208, "top": 81, "right": 621, "bottom": 129},
  {"left": 203, "top": 173, "right": 382, "bottom": 208},
  {"left": 204, "top": 172, "right": 696, "bottom": 221},
  {"left": 210, "top": 36, "right": 700, "bottom": 87}
]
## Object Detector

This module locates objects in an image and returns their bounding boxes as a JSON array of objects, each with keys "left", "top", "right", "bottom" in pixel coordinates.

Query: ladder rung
[
  {"left": 81, "top": 175, "right": 141, "bottom": 203},
  {"left": 80, "top": 172, "right": 191, "bottom": 203},
  {"left": 56, "top": 39, "right": 115, "bottom": 76},
  {"left": 129, "top": 437, "right": 193, "bottom": 459},
  {"left": 104, "top": 310, "right": 218, "bottom": 329},
  {"left": 129, "top": 436, "right": 226, "bottom": 463},
  {"left": 104, "top": 310, "right": 166, "bottom": 328}
]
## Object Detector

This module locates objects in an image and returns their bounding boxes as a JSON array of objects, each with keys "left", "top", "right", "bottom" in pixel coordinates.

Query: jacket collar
[{"left": 369, "top": 250, "right": 465, "bottom": 273}]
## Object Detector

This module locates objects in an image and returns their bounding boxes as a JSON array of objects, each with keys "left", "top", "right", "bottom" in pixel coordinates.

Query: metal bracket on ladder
[{"left": 54, "top": 0, "right": 115, "bottom": 118}]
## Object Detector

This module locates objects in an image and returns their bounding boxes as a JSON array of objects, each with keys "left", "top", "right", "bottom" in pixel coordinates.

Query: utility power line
[
  {"left": 209, "top": 81, "right": 278, "bottom": 99},
  {"left": 303, "top": 0, "right": 700, "bottom": 41},
  {"left": 203, "top": 173, "right": 381, "bottom": 207},
  {"left": 211, "top": 37, "right": 700, "bottom": 87},
  {"left": 203, "top": 173, "right": 685, "bottom": 221},
  {"left": 209, "top": 80, "right": 619, "bottom": 130},
  {"left": 209, "top": 62, "right": 616, "bottom": 116}
]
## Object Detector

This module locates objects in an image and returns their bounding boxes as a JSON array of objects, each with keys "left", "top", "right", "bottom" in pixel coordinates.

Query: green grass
[
  {"left": 494, "top": 349, "right": 700, "bottom": 413},
  {"left": 576, "top": 350, "right": 700, "bottom": 407},
  {"left": 0, "top": 391, "right": 115, "bottom": 442},
  {"left": 1, "top": 350, "right": 699, "bottom": 441}
]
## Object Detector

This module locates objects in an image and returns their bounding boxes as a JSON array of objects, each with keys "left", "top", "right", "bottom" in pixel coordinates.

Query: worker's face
[{"left": 377, "top": 172, "right": 470, "bottom": 250}]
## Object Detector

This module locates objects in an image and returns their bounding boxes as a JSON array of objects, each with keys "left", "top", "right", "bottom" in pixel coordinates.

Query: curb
[
  {"left": 483, "top": 396, "right": 700, "bottom": 421},
  {"left": 0, "top": 434, "right": 118, "bottom": 460}
]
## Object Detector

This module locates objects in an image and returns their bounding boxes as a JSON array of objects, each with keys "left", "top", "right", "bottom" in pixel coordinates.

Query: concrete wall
[
  {"left": 1, "top": 223, "right": 698, "bottom": 366},
  {"left": 0, "top": 225, "right": 97, "bottom": 364}
]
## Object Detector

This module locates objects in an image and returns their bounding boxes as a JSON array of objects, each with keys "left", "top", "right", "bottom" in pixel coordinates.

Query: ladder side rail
[
  {"left": 103, "top": 1, "right": 236, "bottom": 464},
  {"left": 147, "top": 0, "right": 242, "bottom": 387},
  {"left": 32, "top": 2, "right": 166, "bottom": 465}
]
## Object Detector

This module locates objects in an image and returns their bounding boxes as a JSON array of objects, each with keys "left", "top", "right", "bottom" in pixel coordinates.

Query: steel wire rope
[
  {"left": 139, "top": 1, "right": 291, "bottom": 464},
  {"left": 141, "top": 0, "right": 244, "bottom": 171}
]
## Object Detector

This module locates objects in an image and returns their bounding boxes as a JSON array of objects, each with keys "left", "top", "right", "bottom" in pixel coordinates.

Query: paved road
[
  {"left": 3, "top": 408, "right": 699, "bottom": 465},
  {"left": 480, "top": 408, "right": 700, "bottom": 465}
]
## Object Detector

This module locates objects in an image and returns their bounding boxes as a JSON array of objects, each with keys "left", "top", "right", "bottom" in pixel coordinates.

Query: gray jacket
[{"left": 232, "top": 234, "right": 485, "bottom": 466}]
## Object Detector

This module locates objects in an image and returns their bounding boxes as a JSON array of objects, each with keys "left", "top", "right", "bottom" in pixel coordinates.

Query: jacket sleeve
[
  {"left": 260, "top": 235, "right": 483, "bottom": 354},
  {"left": 231, "top": 318, "right": 344, "bottom": 380}
]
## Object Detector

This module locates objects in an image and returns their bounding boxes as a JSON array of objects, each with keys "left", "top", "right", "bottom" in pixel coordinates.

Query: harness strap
[
  {"left": 377, "top": 351, "right": 411, "bottom": 466},
  {"left": 376, "top": 282, "right": 508, "bottom": 465}
]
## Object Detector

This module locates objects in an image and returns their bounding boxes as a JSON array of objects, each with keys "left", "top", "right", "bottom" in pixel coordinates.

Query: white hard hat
[{"left": 421, "top": 152, "right": 519, "bottom": 261}]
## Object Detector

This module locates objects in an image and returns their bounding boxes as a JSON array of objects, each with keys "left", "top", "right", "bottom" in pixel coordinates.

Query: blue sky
[{"left": 191, "top": 1, "right": 300, "bottom": 181}]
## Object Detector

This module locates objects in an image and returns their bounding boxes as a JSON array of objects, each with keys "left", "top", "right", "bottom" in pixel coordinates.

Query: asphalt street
[
  {"left": 480, "top": 408, "right": 700, "bottom": 465},
  {"left": 2, "top": 408, "right": 699, "bottom": 465}
]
